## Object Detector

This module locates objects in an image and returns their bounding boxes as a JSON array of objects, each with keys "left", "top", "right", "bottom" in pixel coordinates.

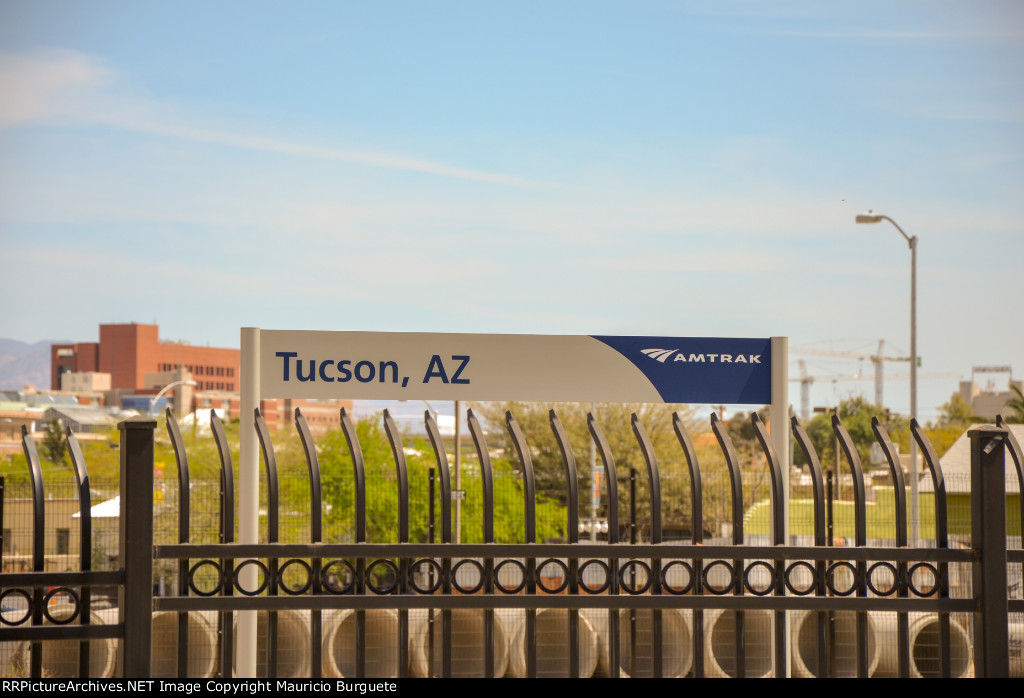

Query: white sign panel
[{"left": 257, "top": 330, "right": 772, "bottom": 404}]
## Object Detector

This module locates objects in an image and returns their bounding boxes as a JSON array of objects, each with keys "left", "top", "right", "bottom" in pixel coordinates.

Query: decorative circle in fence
[
  {"left": 619, "top": 559, "right": 652, "bottom": 595},
  {"left": 278, "top": 558, "right": 313, "bottom": 595},
  {"left": 187, "top": 559, "right": 224, "bottom": 596},
  {"left": 232, "top": 559, "right": 270, "bottom": 596},
  {"left": 907, "top": 562, "right": 939, "bottom": 597},
  {"left": 0, "top": 588, "right": 32, "bottom": 626},
  {"left": 783, "top": 561, "right": 817, "bottom": 595},
  {"left": 408, "top": 558, "right": 443, "bottom": 594},
  {"left": 452, "top": 559, "right": 486, "bottom": 594},
  {"left": 866, "top": 561, "right": 898, "bottom": 597},
  {"left": 660, "top": 560, "right": 694, "bottom": 595},
  {"left": 494, "top": 559, "right": 527, "bottom": 594},
  {"left": 743, "top": 560, "right": 776, "bottom": 596},
  {"left": 41, "top": 587, "right": 80, "bottom": 624},
  {"left": 825, "top": 561, "right": 858, "bottom": 596},
  {"left": 702, "top": 560, "right": 736, "bottom": 595},
  {"left": 536, "top": 558, "right": 569, "bottom": 594},
  {"left": 321, "top": 559, "right": 356, "bottom": 594},
  {"left": 577, "top": 559, "right": 610, "bottom": 594},
  {"left": 365, "top": 559, "right": 399, "bottom": 594}
]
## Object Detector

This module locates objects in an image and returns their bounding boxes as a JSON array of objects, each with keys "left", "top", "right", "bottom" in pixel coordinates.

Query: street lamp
[
  {"left": 856, "top": 210, "right": 919, "bottom": 544},
  {"left": 149, "top": 380, "right": 198, "bottom": 417}
]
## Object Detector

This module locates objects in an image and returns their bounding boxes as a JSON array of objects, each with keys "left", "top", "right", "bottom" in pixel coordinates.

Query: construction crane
[
  {"left": 971, "top": 365, "right": 1014, "bottom": 390},
  {"left": 792, "top": 359, "right": 960, "bottom": 420},
  {"left": 791, "top": 360, "right": 863, "bottom": 420},
  {"left": 793, "top": 340, "right": 911, "bottom": 408}
]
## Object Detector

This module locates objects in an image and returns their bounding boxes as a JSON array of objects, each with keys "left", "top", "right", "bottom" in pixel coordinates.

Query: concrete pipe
[
  {"left": 1011, "top": 619, "right": 1023, "bottom": 678},
  {"left": 27, "top": 604, "right": 118, "bottom": 678},
  {"left": 705, "top": 609, "right": 774, "bottom": 678},
  {"left": 616, "top": 609, "right": 693, "bottom": 678},
  {"left": 791, "top": 610, "right": 880, "bottom": 678},
  {"left": 232, "top": 609, "right": 310, "bottom": 678},
  {"left": 144, "top": 611, "right": 220, "bottom": 678},
  {"left": 872, "top": 612, "right": 973, "bottom": 678},
  {"left": 408, "top": 609, "right": 510, "bottom": 678},
  {"left": 581, "top": 608, "right": 692, "bottom": 678},
  {"left": 324, "top": 609, "right": 401, "bottom": 678},
  {"left": 506, "top": 609, "right": 599, "bottom": 678},
  {"left": 0, "top": 642, "right": 23, "bottom": 678}
]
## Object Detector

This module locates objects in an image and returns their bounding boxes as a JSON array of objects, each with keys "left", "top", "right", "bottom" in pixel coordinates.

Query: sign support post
[
  {"left": 769, "top": 335, "right": 791, "bottom": 676},
  {"left": 238, "top": 327, "right": 260, "bottom": 677}
]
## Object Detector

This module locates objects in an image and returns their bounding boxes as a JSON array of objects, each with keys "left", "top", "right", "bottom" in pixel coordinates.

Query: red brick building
[
  {"left": 51, "top": 323, "right": 240, "bottom": 392},
  {"left": 51, "top": 324, "right": 351, "bottom": 431},
  {"left": 192, "top": 393, "right": 347, "bottom": 434}
]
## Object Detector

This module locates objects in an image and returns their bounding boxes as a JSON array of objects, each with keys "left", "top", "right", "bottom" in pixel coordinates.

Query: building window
[{"left": 56, "top": 528, "right": 70, "bottom": 555}]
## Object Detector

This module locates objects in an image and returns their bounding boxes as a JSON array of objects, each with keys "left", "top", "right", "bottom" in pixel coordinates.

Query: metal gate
[{"left": 1, "top": 404, "right": 1021, "bottom": 678}]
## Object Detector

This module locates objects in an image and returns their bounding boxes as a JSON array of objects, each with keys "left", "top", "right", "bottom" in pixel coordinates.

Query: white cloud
[
  {"left": 0, "top": 49, "right": 544, "bottom": 187},
  {"left": 582, "top": 251, "right": 786, "bottom": 273},
  {"left": 748, "top": 27, "right": 1024, "bottom": 40},
  {"left": 0, "top": 49, "right": 114, "bottom": 127}
]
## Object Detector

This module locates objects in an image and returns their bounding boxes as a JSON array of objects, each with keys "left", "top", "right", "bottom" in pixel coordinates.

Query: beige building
[
  {"left": 2, "top": 498, "right": 84, "bottom": 571},
  {"left": 60, "top": 371, "right": 111, "bottom": 393},
  {"left": 144, "top": 366, "right": 196, "bottom": 415},
  {"left": 0, "top": 404, "right": 44, "bottom": 456},
  {"left": 959, "top": 376, "right": 1024, "bottom": 420}
]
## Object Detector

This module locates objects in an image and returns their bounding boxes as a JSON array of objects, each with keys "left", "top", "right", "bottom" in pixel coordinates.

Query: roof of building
[
  {"left": 24, "top": 393, "right": 80, "bottom": 406},
  {"left": 925, "top": 422, "right": 1024, "bottom": 494},
  {"left": 42, "top": 405, "right": 120, "bottom": 427}
]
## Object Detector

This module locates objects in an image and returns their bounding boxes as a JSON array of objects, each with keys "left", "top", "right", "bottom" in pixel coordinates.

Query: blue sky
[{"left": 1, "top": 1, "right": 1022, "bottom": 420}]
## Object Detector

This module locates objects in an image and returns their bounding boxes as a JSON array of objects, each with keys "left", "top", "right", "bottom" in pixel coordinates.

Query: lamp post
[
  {"left": 855, "top": 210, "right": 918, "bottom": 544},
  {"left": 149, "top": 379, "right": 198, "bottom": 417}
]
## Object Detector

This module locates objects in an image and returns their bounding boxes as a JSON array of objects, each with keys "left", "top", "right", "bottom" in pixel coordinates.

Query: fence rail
[{"left": 1, "top": 406, "right": 1021, "bottom": 678}]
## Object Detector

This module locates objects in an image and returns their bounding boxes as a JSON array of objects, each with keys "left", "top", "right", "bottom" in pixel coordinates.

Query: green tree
[
  {"left": 469, "top": 401, "right": 702, "bottom": 540},
  {"left": 916, "top": 392, "right": 978, "bottom": 460},
  {"left": 723, "top": 408, "right": 773, "bottom": 471},
  {"left": 795, "top": 397, "right": 907, "bottom": 472},
  {"left": 317, "top": 416, "right": 566, "bottom": 544},
  {"left": 1004, "top": 384, "right": 1024, "bottom": 423},
  {"left": 42, "top": 419, "right": 67, "bottom": 465},
  {"left": 936, "top": 393, "right": 975, "bottom": 426},
  {"left": 921, "top": 424, "right": 964, "bottom": 460}
]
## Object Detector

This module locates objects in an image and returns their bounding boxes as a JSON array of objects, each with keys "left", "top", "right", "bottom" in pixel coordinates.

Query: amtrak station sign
[
  {"left": 255, "top": 330, "right": 773, "bottom": 405},
  {"left": 234, "top": 328, "right": 788, "bottom": 676}
]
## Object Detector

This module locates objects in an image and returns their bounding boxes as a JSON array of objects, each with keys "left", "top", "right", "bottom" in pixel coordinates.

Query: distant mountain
[{"left": 0, "top": 339, "right": 64, "bottom": 391}]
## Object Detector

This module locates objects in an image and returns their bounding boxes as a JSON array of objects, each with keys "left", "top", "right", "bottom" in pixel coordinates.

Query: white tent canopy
[{"left": 72, "top": 495, "right": 119, "bottom": 519}]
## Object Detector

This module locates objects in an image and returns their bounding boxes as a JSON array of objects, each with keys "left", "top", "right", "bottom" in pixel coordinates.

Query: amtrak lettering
[{"left": 641, "top": 348, "right": 762, "bottom": 364}]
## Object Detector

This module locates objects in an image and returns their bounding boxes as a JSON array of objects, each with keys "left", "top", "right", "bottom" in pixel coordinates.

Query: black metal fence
[{"left": 1, "top": 407, "right": 1021, "bottom": 678}]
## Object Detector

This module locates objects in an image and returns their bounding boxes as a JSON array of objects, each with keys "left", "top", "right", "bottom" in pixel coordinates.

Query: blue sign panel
[{"left": 592, "top": 336, "right": 772, "bottom": 404}]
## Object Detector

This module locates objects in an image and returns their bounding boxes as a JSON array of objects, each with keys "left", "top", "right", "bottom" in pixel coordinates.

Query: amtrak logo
[
  {"left": 641, "top": 348, "right": 679, "bottom": 363},
  {"left": 641, "top": 348, "right": 761, "bottom": 364}
]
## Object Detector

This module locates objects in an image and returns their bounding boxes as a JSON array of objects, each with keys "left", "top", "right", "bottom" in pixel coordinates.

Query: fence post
[
  {"left": 118, "top": 416, "right": 155, "bottom": 677},
  {"left": 969, "top": 425, "right": 1009, "bottom": 677}
]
